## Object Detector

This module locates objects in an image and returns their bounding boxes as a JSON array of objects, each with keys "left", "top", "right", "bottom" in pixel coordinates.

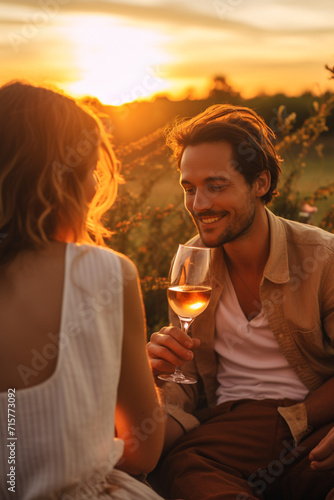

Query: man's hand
[
  {"left": 309, "top": 426, "right": 334, "bottom": 471},
  {"left": 146, "top": 326, "right": 201, "bottom": 377}
]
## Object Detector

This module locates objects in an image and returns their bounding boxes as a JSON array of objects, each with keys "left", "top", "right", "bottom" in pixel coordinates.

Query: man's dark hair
[{"left": 166, "top": 104, "right": 283, "bottom": 204}]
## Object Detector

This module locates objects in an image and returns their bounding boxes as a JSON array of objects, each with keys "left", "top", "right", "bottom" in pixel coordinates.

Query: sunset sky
[{"left": 1, "top": 0, "right": 334, "bottom": 104}]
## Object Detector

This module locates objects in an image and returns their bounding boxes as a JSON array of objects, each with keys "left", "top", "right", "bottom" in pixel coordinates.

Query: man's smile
[{"left": 197, "top": 214, "right": 226, "bottom": 225}]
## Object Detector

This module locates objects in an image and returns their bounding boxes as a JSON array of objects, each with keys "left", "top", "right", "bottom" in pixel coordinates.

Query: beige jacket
[{"left": 164, "top": 208, "right": 334, "bottom": 438}]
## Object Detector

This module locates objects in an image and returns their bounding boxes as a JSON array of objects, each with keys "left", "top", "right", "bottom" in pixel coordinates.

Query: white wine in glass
[{"left": 158, "top": 245, "right": 211, "bottom": 384}]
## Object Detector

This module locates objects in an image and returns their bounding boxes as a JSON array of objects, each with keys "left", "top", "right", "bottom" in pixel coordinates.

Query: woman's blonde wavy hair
[{"left": 0, "top": 81, "right": 120, "bottom": 265}]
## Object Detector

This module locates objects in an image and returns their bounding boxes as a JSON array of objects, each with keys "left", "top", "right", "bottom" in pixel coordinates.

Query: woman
[{"left": 0, "top": 81, "right": 165, "bottom": 499}]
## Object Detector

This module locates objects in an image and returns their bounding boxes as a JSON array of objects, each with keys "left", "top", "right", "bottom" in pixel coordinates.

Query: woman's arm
[{"left": 115, "top": 256, "right": 165, "bottom": 475}]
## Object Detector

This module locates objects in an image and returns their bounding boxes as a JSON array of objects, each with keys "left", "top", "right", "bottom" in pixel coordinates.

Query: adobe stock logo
[
  {"left": 236, "top": 440, "right": 307, "bottom": 499},
  {"left": 7, "top": 0, "right": 70, "bottom": 54},
  {"left": 247, "top": 441, "right": 307, "bottom": 496},
  {"left": 213, "top": 0, "right": 243, "bottom": 20},
  {"left": 52, "top": 127, "right": 100, "bottom": 182}
]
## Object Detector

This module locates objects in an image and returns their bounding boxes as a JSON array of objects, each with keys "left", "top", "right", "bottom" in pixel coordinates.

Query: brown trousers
[{"left": 159, "top": 399, "right": 334, "bottom": 500}]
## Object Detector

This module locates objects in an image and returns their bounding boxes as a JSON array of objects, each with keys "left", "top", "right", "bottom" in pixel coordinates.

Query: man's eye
[
  {"left": 208, "top": 185, "right": 226, "bottom": 192},
  {"left": 184, "top": 187, "right": 196, "bottom": 194}
]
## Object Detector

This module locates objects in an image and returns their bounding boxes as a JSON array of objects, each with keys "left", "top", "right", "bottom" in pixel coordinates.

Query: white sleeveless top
[
  {"left": 215, "top": 269, "right": 309, "bottom": 405},
  {"left": 0, "top": 243, "right": 164, "bottom": 500}
]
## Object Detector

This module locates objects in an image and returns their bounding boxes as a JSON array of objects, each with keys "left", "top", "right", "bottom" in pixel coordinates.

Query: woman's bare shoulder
[{"left": 76, "top": 244, "right": 137, "bottom": 273}]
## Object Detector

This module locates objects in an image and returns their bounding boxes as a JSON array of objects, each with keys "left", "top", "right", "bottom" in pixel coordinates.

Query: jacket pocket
[{"left": 291, "top": 322, "right": 334, "bottom": 376}]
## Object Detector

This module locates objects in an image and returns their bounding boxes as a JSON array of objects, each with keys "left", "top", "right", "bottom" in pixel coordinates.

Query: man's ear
[{"left": 254, "top": 170, "right": 271, "bottom": 198}]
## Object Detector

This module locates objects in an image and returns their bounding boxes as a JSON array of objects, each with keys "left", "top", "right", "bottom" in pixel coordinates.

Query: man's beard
[{"left": 191, "top": 200, "right": 257, "bottom": 248}]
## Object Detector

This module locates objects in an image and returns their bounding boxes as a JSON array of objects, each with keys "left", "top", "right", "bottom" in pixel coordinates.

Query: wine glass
[{"left": 158, "top": 244, "right": 211, "bottom": 384}]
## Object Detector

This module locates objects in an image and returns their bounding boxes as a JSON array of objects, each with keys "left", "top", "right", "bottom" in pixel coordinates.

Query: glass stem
[
  {"left": 179, "top": 318, "right": 194, "bottom": 334},
  {"left": 173, "top": 366, "right": 183, "bottom": 377},
  {"left": 174, "top": 317, "right": 195, "bottom": 373}
]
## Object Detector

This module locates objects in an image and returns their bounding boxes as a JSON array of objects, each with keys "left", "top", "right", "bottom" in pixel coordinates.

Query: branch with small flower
[{"left": 271, "top": 83, "right": 334, "bottom": 221}]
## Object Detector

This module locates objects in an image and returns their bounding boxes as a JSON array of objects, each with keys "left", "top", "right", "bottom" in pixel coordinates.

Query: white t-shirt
[{"left": 215, "top": 270, "right": 309, "bottom": 405}]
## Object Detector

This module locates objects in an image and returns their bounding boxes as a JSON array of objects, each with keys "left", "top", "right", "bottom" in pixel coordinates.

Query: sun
[{"left": 63, "top": 15, "right": 170, "bottom": 105}]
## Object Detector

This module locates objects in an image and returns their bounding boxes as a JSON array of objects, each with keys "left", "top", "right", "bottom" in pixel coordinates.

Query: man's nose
[{"left": 193, "top": 189, "right": 212, "bottom": 212}]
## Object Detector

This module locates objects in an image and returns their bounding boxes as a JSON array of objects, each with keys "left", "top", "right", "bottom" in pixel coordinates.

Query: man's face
[{"left": 180, "top": 141, "right": 262, "bottom": 248}]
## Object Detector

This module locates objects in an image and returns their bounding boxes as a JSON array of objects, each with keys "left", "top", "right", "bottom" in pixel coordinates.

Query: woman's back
[
  {"left": 0, "top": 242, "right": 66, "bottom": 391},
  {"left": 0, "top": 243, "right": 125, "bottom": 499}
]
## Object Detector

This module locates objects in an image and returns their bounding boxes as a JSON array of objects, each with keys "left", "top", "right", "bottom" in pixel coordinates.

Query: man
[{"left": 147, "top": 104, "right": 334, "bottom": 500}]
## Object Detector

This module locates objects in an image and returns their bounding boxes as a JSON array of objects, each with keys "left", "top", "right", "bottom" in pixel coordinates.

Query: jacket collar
[{"left": 263, "top": 207, "right": 290, "bottom": 284}]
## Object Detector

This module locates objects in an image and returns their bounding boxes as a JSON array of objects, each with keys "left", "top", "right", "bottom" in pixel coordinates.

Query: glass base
[{"left": 157, "top": 372, "right": 197, "bottom": 385}]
